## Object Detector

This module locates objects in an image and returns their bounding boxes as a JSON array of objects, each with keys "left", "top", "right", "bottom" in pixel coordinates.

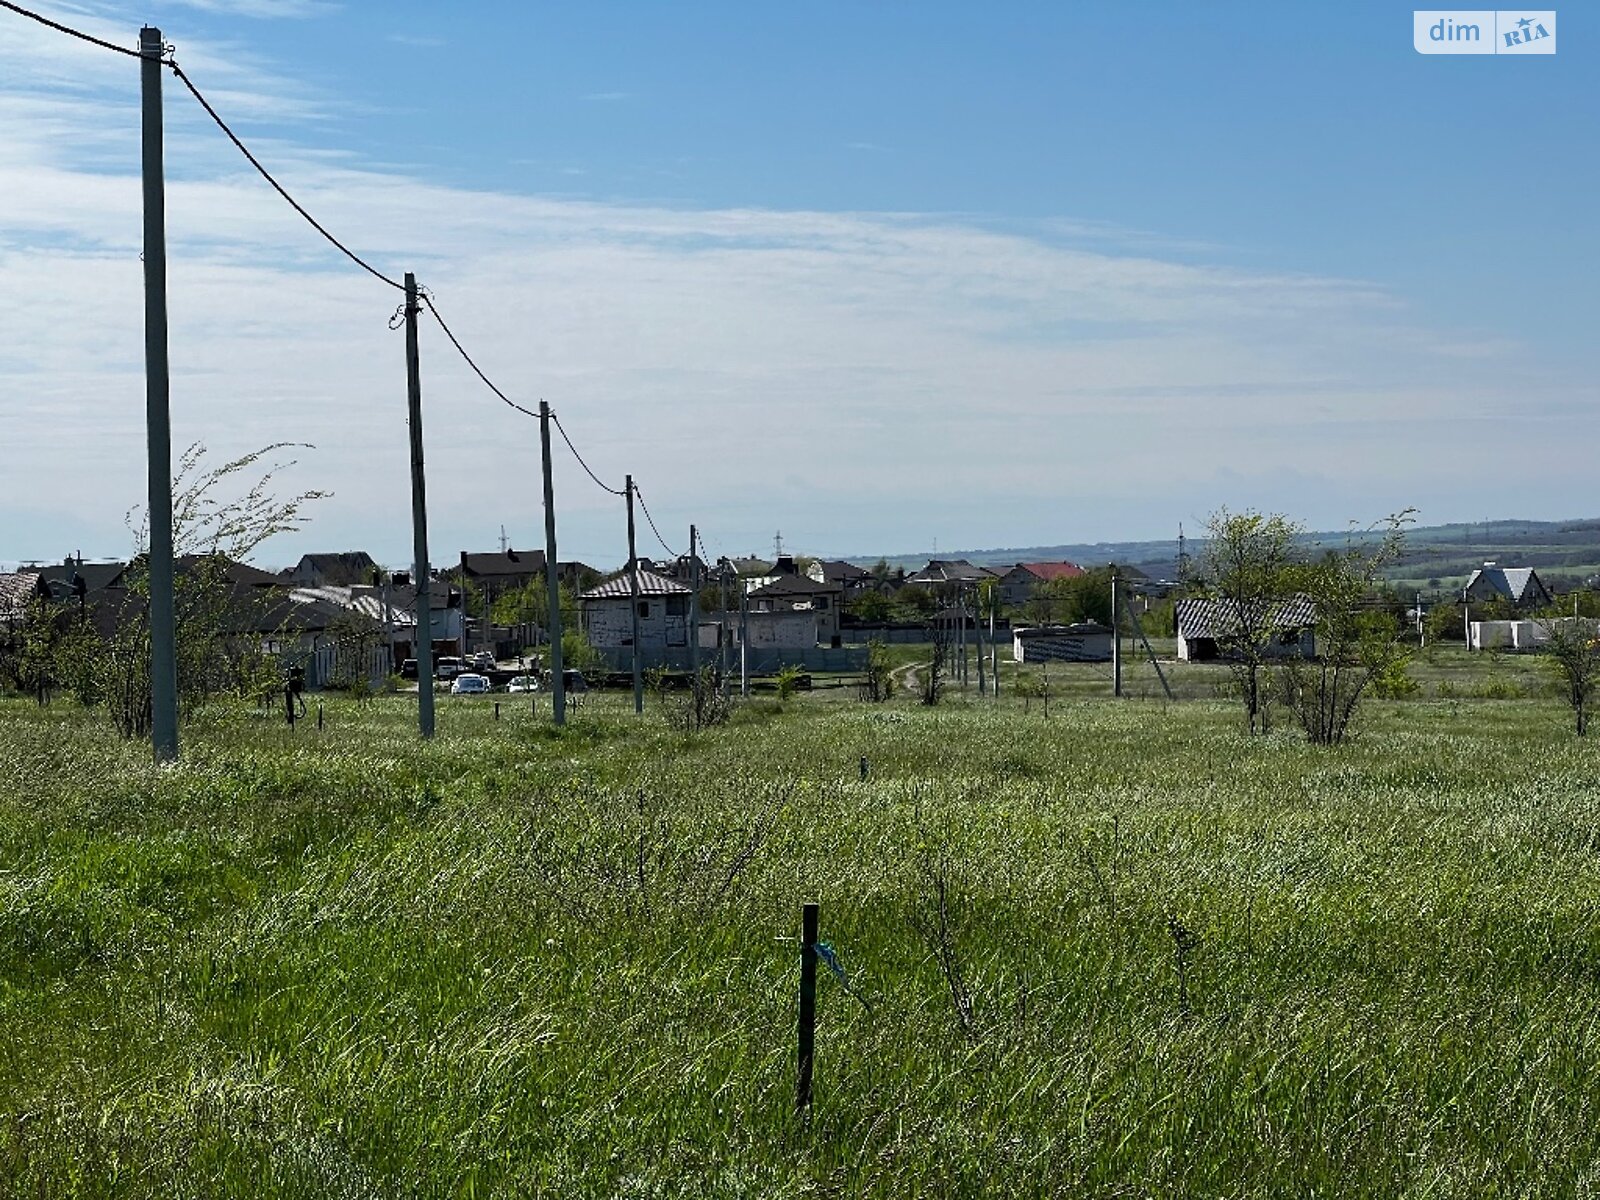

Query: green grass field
[{"left": 3, "top": 656, "right": 1599, "bottom": 1197}]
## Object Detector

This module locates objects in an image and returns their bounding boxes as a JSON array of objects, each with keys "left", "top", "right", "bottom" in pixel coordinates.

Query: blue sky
[{"left": 1, "top": 1, "right": 1594, "bottom": 569}]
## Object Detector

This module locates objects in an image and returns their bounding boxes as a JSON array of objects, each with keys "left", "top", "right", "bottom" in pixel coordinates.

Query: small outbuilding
[
  {"left": 1175, "top": 596, "right": 1317, "bottom": 662},
  {"left": 1012, "top": 622, "right": 1113, "bottom": 664}
]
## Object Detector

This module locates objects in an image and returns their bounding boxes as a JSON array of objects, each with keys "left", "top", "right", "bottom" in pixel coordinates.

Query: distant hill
[{"left": 849, "top": 517, "right": 1600, "bottom": 596}]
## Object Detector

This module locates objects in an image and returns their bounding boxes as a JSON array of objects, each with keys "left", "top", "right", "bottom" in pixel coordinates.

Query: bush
[
  {"left": 1371, "top": 658, "right": 1420, "bottom": 699},
  {"left": 775, "top": 665, "right": 803, "bottom": 702}
]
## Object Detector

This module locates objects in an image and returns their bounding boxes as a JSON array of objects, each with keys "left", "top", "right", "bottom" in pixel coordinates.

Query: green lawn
[{"left": 2, "top": 677, "right": 1598, "bottom": 1197}]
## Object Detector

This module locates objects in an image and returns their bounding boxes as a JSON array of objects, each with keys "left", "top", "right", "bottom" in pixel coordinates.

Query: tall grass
[{"left": 2, "top": 691, "right": 1598, "bottom": 1196}]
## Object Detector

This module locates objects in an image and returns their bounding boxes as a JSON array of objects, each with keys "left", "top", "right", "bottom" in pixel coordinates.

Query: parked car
[
  {"left": 435, "top": 656, "right": 466, "bottom": 680},
  {"left": 400, "top": 658, "right": 418, "bottom": 679},
  {"left": 470, "top": 651, "right": 496, "bottom": 672},
  {"left": 450, "top": 673, "right": 490, "bottom": 695},
  {"left": 506, "top": 675, "right": 539, "bottom": 694},
  {"left": 562, "top": 668, "right": 589, "bottom": 693}
]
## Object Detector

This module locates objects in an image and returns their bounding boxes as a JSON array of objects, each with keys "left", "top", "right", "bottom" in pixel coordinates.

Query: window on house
[
  {"left": 638, "top": 601, "right": 651, "bottom": 619},
  {"left": 815, "top": 597, "right": 830, "bottom": 610},
  {"left": 666, "top": 596, "right": 688, "bottom": 616}
]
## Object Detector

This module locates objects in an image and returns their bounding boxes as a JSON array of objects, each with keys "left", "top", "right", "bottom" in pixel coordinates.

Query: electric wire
[
  {"left": 0, "top": 0, "right": 146, "bottom": 59},
  {"left": 418, "top": 292, "right": 541, "bottom": 417},
  {"left": 165, "top": 61, "right": 405, "bottom": 291},
  {"left": 5, "top": 0, "right": 708, "bottom": 547},
  {"left": 550, "top": 413, "right": 626, "bottom": 496},
  {"left": 633, "top": 484, "right": 678, "bottom": 559}
]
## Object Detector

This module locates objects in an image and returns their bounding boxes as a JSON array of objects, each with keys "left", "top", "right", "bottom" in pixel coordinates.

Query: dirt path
[{"left": 890, "top": 660, "right": 926, "bottom": 696}]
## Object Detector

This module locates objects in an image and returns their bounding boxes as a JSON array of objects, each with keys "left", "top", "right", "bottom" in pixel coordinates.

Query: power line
[
  {"left": 550, "top": 412, "right": 626, "bottom": 496},
  {"left": 418, "top": 292, "right": 541, "bottom": 418},
  {"left": 165, "top": 60, "right": 405, "bottom": 291},
  {"left": 0, "top": 0, "right": 147, "bottom": 60},
  {"left": 633, "top": 483, "right": 677, "bottom": 559}
]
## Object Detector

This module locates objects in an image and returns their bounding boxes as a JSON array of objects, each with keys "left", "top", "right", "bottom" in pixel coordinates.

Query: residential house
[
  {"left": 32, "top": 557, "right": 129, "bottom": 603},
  {"left": 1175, "top": 596, "right": 1317, "bottom": 662},
  {"left": 807, "top": 559, "right": 873, "bottom": 595},
  {"left": 581, "top": 568, "right": 694, "bottom": 649},
  {"left": 1463, "top": 562, "right": 1552, "bottom": 610},
  {"left": 747, "top": 574, "right": 844, "bottom": 645},
  {"left": 997, "top": 561, "right": 1085, "bottom": 608},
  {"left": 282, "top": 551, "right": 380, "bottom": 588},
  {"left": 907, "top": 559, "right": 997, "bottom": 587}
]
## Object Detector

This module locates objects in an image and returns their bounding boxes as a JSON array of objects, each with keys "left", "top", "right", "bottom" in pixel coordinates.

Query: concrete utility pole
[
  {"left": 990, "top": 588, "right": 998, "bottom": 696},
  {"left": 141, "top": 26, "right": 178, "bottom": 764},
  {"left": 740, "top": 581, "right": 750, "bottom": 697},
  {"left": 718, "top": 558, "right": 731, "bottom": 691},
  {"left": 404, "top": 272, "right": 435, "bottom": 738},
  {"left": 1112, "top": 574, "right": 1122, "bottom": 697},
  {"left": 689, "top": 524, "right": 700, "bottom": 679},
  {"left": 539, "top": 401, "right": 565, "bottom": 725},
  {"left": 976, "top": 586, "right": 986, "bottom": 696},
  {"left": 626, "top": 475, "right": 643, "bottom": 713}
]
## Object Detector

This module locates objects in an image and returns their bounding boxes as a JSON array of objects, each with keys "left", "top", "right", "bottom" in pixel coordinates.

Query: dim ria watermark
[{"left": 1414, "top": 10, "right": 1555, "bottom": 53}]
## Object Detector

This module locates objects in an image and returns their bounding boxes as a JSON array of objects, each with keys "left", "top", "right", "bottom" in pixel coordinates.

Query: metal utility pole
[
  {"left": 141, "top": 26, "right": 178, "bottom": 764},
  {"left": 404, "top": 272, "right": 435, "bottom": 738},
  {"left": 689, "top": 524, "right": 700, "bottom": 680},
  {"left": 1112, "top": 574, "right": 1122, "bottom": 697},
  {"left": 539, "top": 401, "right": 565, "bottom": 725},
  {"left": 626, "top": 475, "right": 643, "bottom": 713}
]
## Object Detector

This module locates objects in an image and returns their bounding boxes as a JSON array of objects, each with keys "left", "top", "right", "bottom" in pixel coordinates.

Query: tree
[
  {"left": 1541, "top": 618, "right": 1600, "bottom": 735},
  {"left": 1279, "top": 514, "right": 1413, "bottom": 745},
  {"left": 100, "top": 443, "right": 325, "bottom": 737},
  {"left": 1196, "top": 508, "right": 1304, "bottom": 734},
  {"left": 921, "top": 616, "right": 950, "bottom": 706},
  {"left": 859, "top": 639, "right": 893, "bottom": 702}
]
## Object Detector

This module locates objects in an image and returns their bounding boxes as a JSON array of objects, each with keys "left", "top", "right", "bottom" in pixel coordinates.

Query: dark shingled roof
[
  {"left": 458, "top": 549, "right": 548, "bottom": 579},
  {"left": 749, "top": 575, "right": 843, "bottom": 598}
]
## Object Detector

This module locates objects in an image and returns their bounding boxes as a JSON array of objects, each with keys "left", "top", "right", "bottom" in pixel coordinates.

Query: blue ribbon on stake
[{"left": 813, "top": 940, "right": 874, "bottom": 1012}]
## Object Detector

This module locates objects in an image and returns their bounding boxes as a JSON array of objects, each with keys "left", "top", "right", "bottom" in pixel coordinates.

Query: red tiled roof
[{"left": 1019, "top": 562, "right": 1085, "bottom": 581}]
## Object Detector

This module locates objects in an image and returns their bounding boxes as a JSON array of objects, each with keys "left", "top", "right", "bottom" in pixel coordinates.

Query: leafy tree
[
  {"left": 1196, "top": 508, "right": 1304, "bottom": 734},
  {"left": 850, "top": 591, "right": 893, "bottom": 623},
  {"left": 101, "top": 443, "right": 325, "bottom": 738},
  {"left": 1540, "top": 618, "right": 1600, "bottom": 736},
  {"left": 859, "top": 639, "right": 893, "bottom": 702},
  {"left": 1279, "top": 514, "right": 1414, "bottom": 745}
]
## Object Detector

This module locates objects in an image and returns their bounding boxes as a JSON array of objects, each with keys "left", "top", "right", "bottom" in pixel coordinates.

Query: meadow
[{"left": 2, "top": 657, "right": 1599, "bottom": 1197}]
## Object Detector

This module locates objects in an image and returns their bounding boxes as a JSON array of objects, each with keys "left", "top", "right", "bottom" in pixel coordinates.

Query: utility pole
[
  {"left": 141, "top": 25, "right": 178, "bottom": 764},
  {"left": 990, "top": 588, "right": 998, "bottom": 696},
  {"left": 404, "top": 272, "right": 435, "bottom": 738},
  {"left": 976, "top": 586, "right": 986, "bottom": 696},
  {"left": 626, "top": 475, "right": 643, "bottom": 713},
  {"left": 718, "top": 558, "right": 731, "bottom": 691},
  {"left": 740, "top": 581, "right": 750, "bottom": 697},
  {"left": 539, "top": 401, "right": 565, "bottom": 725},
  {"left": 689, "top": 524, "right": 701, "bottom": 680},
  {"left": 1112, "top": 574, "right": 1122, "bottom": 697}
]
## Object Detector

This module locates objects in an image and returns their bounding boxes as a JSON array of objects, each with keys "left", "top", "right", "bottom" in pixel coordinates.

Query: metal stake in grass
[{"left": 797, "top": 902, "right": 818, "bottom": 1115}]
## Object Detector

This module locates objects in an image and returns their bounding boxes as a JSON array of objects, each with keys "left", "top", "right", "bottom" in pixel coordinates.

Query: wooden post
[
  {"left": 797, "top": 902, "right": 818, "bottom": 1114},
  {"left": 689, "top": 524, "right": 700, "bottom": 680},
  {"left": 317, "top": 702, "right": 323, "bottom": 731}
]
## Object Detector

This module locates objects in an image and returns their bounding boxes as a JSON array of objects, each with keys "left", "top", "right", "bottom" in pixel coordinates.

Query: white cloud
[{"left": 0, "top": 12, "right": 1587, "bottom": 566}]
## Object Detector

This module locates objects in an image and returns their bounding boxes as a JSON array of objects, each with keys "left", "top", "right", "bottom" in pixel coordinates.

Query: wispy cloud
[
  {"left": 386, "top": 32, "right": 445, "bottom": 48},
  {"left": 157, "top": 0, "right": 334, "bottom": 17},
  {"left": 0, "top": 18, "right": 1587, "bottom": 562}
]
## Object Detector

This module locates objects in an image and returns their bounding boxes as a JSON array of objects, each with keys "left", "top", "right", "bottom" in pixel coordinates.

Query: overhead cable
[{"left": 551, "top": 413, "right": 626, "bottom": 496}]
